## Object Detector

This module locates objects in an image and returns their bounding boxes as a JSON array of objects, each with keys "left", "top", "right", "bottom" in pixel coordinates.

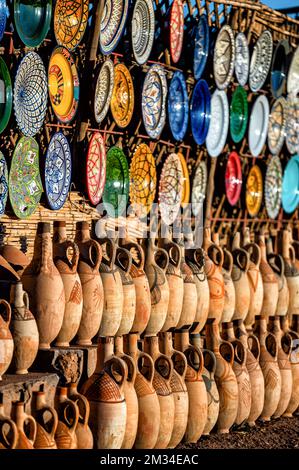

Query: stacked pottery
[
  {"left": 258, "top": 232, "right": 279, "bottom": 320},
  {"left": 267, "top": 237, "right": 290, "bottom": 318},
  {"left": 115, "top": 247, "right": 136, "bottom": 336},
  {"left": 68, "top": 383, "right": 94, "bottom": 449},
  {"left": 54, "top": 387, "right": 79, "bottom": 449},
  {"left": 31, "top": 389, "right": 58, "bottom": 449},
  {"left": 231, "top": 233, "right": 251, "bottom": 325},
  {"left": 0, "top": 299, "right": 14, "bottom": 380},
  {"left": 0, "top": 243, "right": 29, "bottom": 277},
  {"left": 11, "top": 400, "right": 37, "bottom": 449},
  {"left": 279, "top": 230, "right": 299, "bottom": 327},
  {"left": 0, "top": 402, "right": 18, "bottom": 449}
]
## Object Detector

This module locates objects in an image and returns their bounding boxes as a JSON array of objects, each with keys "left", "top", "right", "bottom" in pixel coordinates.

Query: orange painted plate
[
  {"left": 178, "top": 153, "right": 190, "bottom": 207},
  {"left": 54, "top": 0, "right": 89, "bottom": 50},
  {"left": 110, "top": 63, "right": 135, "bottom": 128},
  {"left": 246, "top": 165, "right": 263, "bottom": 217},
  {"left": 130, "top": 143, "right": 156, "bottom": 216},
  {"left": 86, "top": 132, "right": 106, "bottom": 206}
]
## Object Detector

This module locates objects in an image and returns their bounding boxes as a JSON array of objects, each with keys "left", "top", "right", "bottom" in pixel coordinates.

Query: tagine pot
[
  {"left": 0, "top": 402, "right": 18, "bottom": 449},
  {"left": 115, "top": 247, "right": 136, "bottom": 336},
  {"left": 11, "top": 400, "right": 37, "bottom": 449},
  {"left": 54, "top": 386, "right": 79, "bottom": 449},
  {"left": 0, "top": 299, "right": 14, "bottom": 380},
  {"left": 32, "top": 390, "right": 58, "bottom": 449},
  {"left": 68, "top": 383, "right": 94, "bottom": 449}
]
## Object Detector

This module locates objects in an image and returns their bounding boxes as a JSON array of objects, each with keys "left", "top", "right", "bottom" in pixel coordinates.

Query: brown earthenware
[
  {"left": 0, "top": 402, "right": 18, "bottom": 449},
  {"left": 231, "top": 233, "right": 251, "bottom": 322},
  {"left": 115, "top": 247, "right": 136, "bottom": 336},
  {"left": 258, "top": 233, "right": 279, "bottom": 319},
  {"left": 11, "top": 400, "right": 37, "bottom": 449},
  {"left": 68, "top": 383, "right": 94, "bottom": 449},
  {"left": 0, "top": 299, "right": 14, "bottom": 380},
  {"left": 32, "top": 390, "right": 58, "bottom": 449},
  {"left": 54, "top": 387, "right": 79, "bottom": 449}
]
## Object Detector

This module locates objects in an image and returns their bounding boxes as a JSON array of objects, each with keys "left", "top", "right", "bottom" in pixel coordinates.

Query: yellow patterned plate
[
  {"left": 111, "top": 63, "right": 135, "bottom": 128},
  {"left": 54, "top": 0, "right": 89, "bottom": 50},
  {"left": 178, "top": 153, "right": 190, "bottom": 207},
  {"left": 246, "top": 165, "right": 263, "bottom": 217},
  {"left": 130, "top": 143, "right": 156, "bottom": 216}
]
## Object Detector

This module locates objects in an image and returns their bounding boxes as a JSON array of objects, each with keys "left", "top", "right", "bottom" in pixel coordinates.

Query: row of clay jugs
[
  {"left": 10, "top": 400, "right": 37, "bottom": 449},
  {"left": 258, "top": 231, "right": 279, "bottom": 319},
  {"left": 0, "top": 400, "right": 18, "bottom": 448},
  {"left": 68, "top": 383, "right": 93, "bottom": 449},
  {"left": 115, "top": 247, "right": 136, "bottom": 336},
  {"left": 0, "top": 300, "right": 14, "bottom": 380},
  {"left": 230, "top": 233, "right": 251, "bottom": 324},
  {"left": 32, "top": 388, "right": 58, "bottom": 449},
  {"left": 279, "top": 230, "right": 299, "bottom": 323},
  {"left": 54, "top": 386, "right": 79, "bottom": 449},
  {"left": 280, "top": 315, "right": 299, "bottom": 416}
]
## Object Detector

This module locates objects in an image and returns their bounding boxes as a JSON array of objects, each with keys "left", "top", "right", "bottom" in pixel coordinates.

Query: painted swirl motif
[
  {"left": 159, "top": 153, "right": 183, "bottom": 225},
  {"left": 213, "top": 25, "right": 235, "bottom": 90},
  {"left": 265, "top": 156, "right": 282, "bottom": 220},
  {"left": 170, "top": 0, "right": 184, "bottom": 64},
  {"left": 54, "top": 0, "right": 89, "bottom": 50},
  {"left": 94, "top": 60, "right": 115, "bottom": 124},
  {"left": 129, "top": 143, "right": 157, "bottom": 215},
  {"left": 0, "top": 151, "right": 8, "bottom": 216},
  {"left": 86, "top": 132, "right": 106, "bottom": 206},
  {"left": 249, "top": 30, "right": 273, "bottom": 92},
  {"left": 110, "top": 63, "right": 134, "bottom": 128},
  {"left": 100, "top": 0, "right": 128, "bottom": 54},
  {"left": 142, "top": 64, "right": 167, "bottom": 139},
  {"left": 268, "top": 98, "right": 287, "bottom": 155},
  {"left": 285, "top": 97, "right": 299, "bottom": 155},
  {"left": 235, "top": 32, "right": 250, "bottom": 87},
  {"left": 132, "top": 0, "right": 155, "bottom": 65}
]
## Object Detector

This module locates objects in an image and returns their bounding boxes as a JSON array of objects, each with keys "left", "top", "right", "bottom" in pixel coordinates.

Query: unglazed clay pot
[
  {"left": 53, "top": 222, "right": 83, "bottom": 347},
  {"left": 281, "top": 317, "right": 299, "bottom": 417},
  {"left": 11, "top": 400, "right": 37, "bottom": 449},
  {"left": 0, "top": 254, "right": 20, "bottom": 303},
  {"left": 68, "top": 383, "right": 93, "bottom": 449},
  {"left": 10, "top": 282, "right": 39, "bottom": 374},
  {"left": 32, "top": 390, "right": 58, "bottom": 449},
  {"left": 267, "top": 238, "right": 289, "bottom": 317},
  {"left": 0, "top": 299, "right": 14, "bottom": 380},
  {"left": 115, "top": 247, "right": 136, "bottom": 336},
  {"left": 0, "top": 402, "right": 18, "bottom": 449},
  {"left": 21, "top": 223, "right": 43, "bottom": 312},
  {"left": 258, "top": 232, "right": 279, "bottom": 319},
  {"left": 279, "top": 230, "right": 299, "bottom": 324},
  {"left": 0, "top": 244, "right": 29, "bottom": 277},
  {"left": 231, "top": 233, "right": 251, "bottom": 322},
  {"left": 54, "top": 387, "right": 79, "bottom": 449},
  {"left": 75, "top": 222, "right": 103, "bottom": 345}
]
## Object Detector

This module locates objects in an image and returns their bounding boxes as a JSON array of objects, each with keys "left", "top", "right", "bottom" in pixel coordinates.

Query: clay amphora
[
  {"left": 174, "top": 331, "right": 208, "bottom": 443},
  {"left": 175, "top": 239, "right": 197, "bottom": 330},
  {"left": 267, "top": 238, "right": 289, "bottom": 317},
  {"left": 80, "top": 337, "right": 127, "bottom": 449},
  {"left": 0, "top": 402, "right": 18, "bottom": 449},
  {"left": 144, "top": 240, "right": 170, "bottom": 335},
  {"left": 279, "top": 230, "right": 299, "bottom": 324},
  {"left": 115, "top": 336, "right": 138, "bottom": 449},
  {"left": 0, "top": 299, "right": 14, "bottom": 380},
  {"left": 254, "top": 316, "right": 282, "bottom": 420},
  {"left": 234, "top": 320, "right": 265, "bottom": 426},
  {"left": 115, "top": 247, "right": 136, "bottom": 336},
  {"left": 55, "top": 386, "right": 79, "bottom": 449},
  {"left": 10, "top": 282, "right": 39, "bottom": 374},
  {"left": 159, "top": 332, "right": 189, "bottom": 448},
  {"left": 53, "top": 222, "right": 83, "bottom": 347},
  {"left": 32, "top": 390, "right": 58, "bottom": 449},
  {"left": 11, "top": 400, "right": 37, "bottom": 449},
  {"left": 68, "top": 383, "right": 93, "bottom": 449},
  {"left": 75, "top": 222, "right": 103, "bottom": 345},
  {"left": 231, "top": 233, "right": 251, "bottom": 322},
  {"left": 0, "top": 244, "right": 29, "bottom": 277},
  {"left": 205, "top": 320, "right": 238, "bottom": 433},
  {"left": 281, "top": 316, "right": 299, "bottom": 417},
  {"left": 258, "top": 233, "right": 279, "bottom": 319},
  {"left": 0, "top": 254, "right": 20, "bottom": 302}
]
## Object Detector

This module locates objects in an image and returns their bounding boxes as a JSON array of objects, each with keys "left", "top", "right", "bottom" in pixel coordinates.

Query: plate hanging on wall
[
  {"left": 285, "top": 97, "right": 299, "bottom": 155},
  {"left": 249, "top": 30, "right": 273, "bottom": 93},
  {"left": 142, "top": 64, "right": 167, "bottom": 140},
  {"left": 190, "top": 79, "right": 211, "bottom": 146},
  {"left": 110, "top": 63, "right": 135, "bottom": 129},
  {"left": 235, "top": 32, "right": 250, "bottom": 87},
  {"left": 230, "top": 86, "right": 248, "bottom": 144},
  {"left": 132, "top": 0, "right": 155, "bottom": 65},
  {"left": 94, "top": 60, "right": 115, "bottom": 125},
  {"left": 246, "top": 164, "right": 263, "bottom": 217},
  {"left": 213, "top": 25, "right": 235, "bottom": 90},
  {"left": 287, "top": 46, "right": 299, "bottom": 98},
  {"left": 14, "top": 0, "right": 52, "bottom": 47},
  {"left": 191, "top": 161, "right": 207, "bottom": 217},
  {"left": 54, "top": 0, "right": 89, "bottom": 50},
  {"left": 225, "top": 151, "right": 242, "bottom": 207},
  {"left": 86, "top": 132, "right": 106, "bottom": 206},
  {"left": 129, "top": 143, "right": 156, "bottom": 216},
  {"left": 159, "top": 153, "right": 183, "bottom": 225},
  {"left": 0, "top": 0, "right": 7, "bottom": 42},
  {"left": 282, "top": 155, "right": 299, "bottom": 214},
  {"left": 178, "top": 153, "right": 190, "bottom": 208},
  {"left": 169, "top": 0, "right": 184, "bottom": 64},
  {"left": 168, "top": 71, "right": 189, "bottom": 142},
  {"left": 268, "top": 97, "right": 287, "bottom": 156},
  {"left": 0, "top": 57, "right": 12, "bottom": 134},
  {"left": 265, "top": 155, "right": 282, "bottom": 219},
  {"left": 0, "top": 151, "right": 8, "bottom": 216},
  {"left": 100, "top": 0, "right": 129, "bottom": 55},
  {"left": 206, "top": 89, "right": 229, "bottom": 158},
  {"left": 102, "top": 146, "right": 129, "bottom": 218},
  {"left": 194, "top": 14, "right": 209, "bottom": 80},
  {"left": 271, "top": 40, "right": 291, "bottom": 99},
  {"left": 248, "top": 95, "right": 269, "bottom": 157}
]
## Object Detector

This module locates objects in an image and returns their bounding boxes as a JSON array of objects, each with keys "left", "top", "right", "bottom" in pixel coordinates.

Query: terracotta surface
[
  {"left": 32, "top": 390, "right": 58, "bottom": 449},
  {"left": 0, "top": 402, "right": 18, "bottom": 449},
  {"left": 0, "top": 299, "right": 14, "bottom": 380},
  {"left": 176, "top": 240, "right": 198, "bottom": 329},
  {"left": 0, "top": 244, "right": 29, "bottom": 277},
  {"left": 11, "top": 401, "right": 37, "bottom": 449},
  {"left": 54, "top": 387, "right": 79, "bottom": 449},
  {"left": 267, "top": 237, "right": 289, "bottom": 317},
  {"left": 258, "top": 233, "right": 279, "bottom": 319},
  {"left": 280, "top": 231, "right": 299, "bottom": 323},
  {"left": 231, "top": 233, "right": 251, "bottom": 322},
  {"left": 115, "top": 247, "right": 136, "bottom": 336},
  {"left": 68, "top": 383, "right": 93, "bottom": 449}
]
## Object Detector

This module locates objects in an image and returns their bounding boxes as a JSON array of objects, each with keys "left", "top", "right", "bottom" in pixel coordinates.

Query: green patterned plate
[
  {"left": 103, "top": 146, "right": 129, "bottom": 218},
  {"left": 230, "top": 86, "right": 248, "bottom": 144},
  {"left": 0, "top": 57, "right": 12, "bottom": 134}
]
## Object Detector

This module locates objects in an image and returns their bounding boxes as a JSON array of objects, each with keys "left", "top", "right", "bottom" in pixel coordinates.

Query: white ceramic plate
[
  {"left": 235, "top": 32, "right": 250, "bottom": 87},
  {"left": 213, "top": 25, "right": 235, "bottom": 90},
  {"left": 249, "top": 30, "right": 273, "bottom": 92},
  {"left": 286, "top": 97, "right": 299, "bottom": 155},
  {"left": 206, "top": 89, "right": 229, "bottom": 158},
  {"left": 248, "top": 95, "right": 269, "bottom": 157},
  {"left": 287, "top": 46, "right": 299, "bottom": 98}
]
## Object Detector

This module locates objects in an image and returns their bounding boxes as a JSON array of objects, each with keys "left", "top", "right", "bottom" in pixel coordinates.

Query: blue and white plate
[
  {"left": 190, "top": 79, "right": 211, "bottom": 145},
  {"left": 0, "top": 151, "right": 8, "bottom": 216},
  {"left": 282, "top": 155, "right": 299, "bottom": 214},
  {"left": 168, "top": 71, "right": 189, "bottom": 141},
  {"left": 142, "top": 64, "right": 167, "bottom": 140},
  {"left": 100, "top": 0, "right": 129, "bottom": 54},
  {"left": 132, "top": 0, "right": 155, "bottom": 65},
  {"left": 194, "top": 14, "right": 209, "bottom": 80}
]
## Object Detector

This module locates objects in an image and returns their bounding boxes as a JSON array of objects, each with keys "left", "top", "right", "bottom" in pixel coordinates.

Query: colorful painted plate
[
  {"left": 206, "top": 89, "right": 229, "bottom": 158},
  {"left": 287, "top": 46, "right": 299, "bottom": 98},
  {"left": 0, "top": 57, "right": 12, "bottom": 134},
  {"left": 159, "top": 153, "right": 183, "bottom": 225},
  {"left": 14, "top": 0, "right": 52, "bottom": 47},
  {"left": 168, "top": 71, "right": 189, "bottom": 141},
  {"left": 94, "top": 60, "right": 114, "bottom": 125},
  {"left": 285, "top": 97, "right": 299, "bottom": 155},
  {"left": 100, "top": 0, "right": 129, "bottom": 54},
  {"left": 225, "top": 151, "right": 242, "bottom": 206},
  {"left": 110, "top": 63, "right": 134, "bottom": 129},
  {"left": 268, "top": 97, "right": 287, "bottom": 156},
  {"left": 86, "top": 132, "right": 106, "bottom": 206},
  {"left": 192, "top": 161, "right": 207, "bottom": 217},
  {"left": 9, "top": 137, "right": 42, "bottom": 219},
  {"left": 213, "top": 25, "right": 235, "bottom": 90},
  {"left": 102, "top": 146, "right": 129, "bottom": 218},
  {"left": 282, "top": 155, "right": 299, "bottom": 214},
  {"left": 178, "top": 153, "right": 190, "bottom": 208},
  {"left": 0, "top": 152, "right": 8, "bottom": 216},
  {"left": 246, "top": 164, "right": 263, "bottom": 217},
  {"left": 0, "top": 0, "right": 7, "bottom": 41},
  {"left": 48, "top": 46, "right": 80, "bottom": 124},
  {"left": 248, "top": 95, "right": 269, "bottom": 157},
  {"left": 45, "top": 132, "right": 72, "bottom": 211},
  {"left": 230, "top": 86, "right": 248, "bottom": 144},
  {"left": 129, "top": 143, "right": 156, "bottom": 216},
  {"left": 132, "top": 0, "right": 155, "bottom": 65},
  {"left": 142, "top": 64, "right": 167, "bottom": 140},
  {"left": 169, "top": 0, "right": 184, "bottom": 64},
  {"left": 194, "top": 14, "right": 209, "bottom": 80},
  {"left": 249, "top": 30, "right": 273, "bottom": 92},
  {"left": 14, "top": 52, "right": 47, "bottom": 137},
  {"left": 190, "top": 79, "right": 211, "bottom": 145},
  {"left": 235, "top": 32, "right": 250, "bottom": 87},
  {"left": 271, "top": 40, "right": 291, "bottom": 99},
  {"left": 265, "top": 155, "right": 282, "bottom": 219},
  {"left": 54, "top": 0, "right": 89, "bottom": 50}
]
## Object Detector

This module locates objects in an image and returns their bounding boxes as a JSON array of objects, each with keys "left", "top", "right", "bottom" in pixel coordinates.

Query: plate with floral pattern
[
  {"left": 132, "top": 0, "right": 155, "bottom": 65},
  {"left": 206, "top": 89, "right": 229, "bottom": 158},
  {"left": 103, "top": 146, "right": 129, "bottom": 218},
  {"left": 0, "top": 152, "right": 8, "bottom": 216},
  {"left": 142, "top": 64, "right": 167, "bottom": 140},
  {"left": 268, "top": 97, "right": 287, "bottom": 156},
  {"left": 213, "top": 25, "right": 235, "bottom": 90},
  {"left": 54, "top": 0, "right": 89, "bottom": 50},
  {"left": 110, "top": 63, "right": 134, "bottom": 129},
  {"left": 192, "top": 161, "right": 207, "bottom": 217},
  {"left": 159, "top": 153, "right": 183, "bottom": 225},
  {"left": 265, "top": 155, "right": 282, "bottom": 219},
  {"left": 86, "top": 132, "right": 106, "bottom": 206},
  {"left": 100, "top": 0, "right": 129, "bottom": 54},
  {"left": 130, "top": 143, "right": 156, "bottom": 216},
  {"left": 94, "top": 60, "right": 115, "bottom": 125},
  {"left": 249, "top": 30, "right": 273, "bottom": 92}
]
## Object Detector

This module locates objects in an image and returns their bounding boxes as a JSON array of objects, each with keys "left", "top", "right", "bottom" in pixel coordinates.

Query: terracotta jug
[
  {"left": 80, "top": 337, "right": 127, "bottom": 449},
  {"left": 174, "top": 330, "right": 208, "bottom": 443},
  {"left": 144, "top": 240, "right": 170, "bottom": 336},
  {"left": 31, "top": 389, "right": 58, "bottom": 449},
  {"left": 75, "top": 222, "right": 103, "bottom": 345},
  {"left": 0, "top": 402, "right": 18, "bottom": 449},
  {"left": 234, "top": 320, "right": 265, "bottom": 426},
  {"left": 0, "top": 254, "right": 20, "bottom": 303},
  {"left": 10, "top": 282, "right": 39, "bottom": 374},
  {"left": 258, "top": 232, "right": 279, "bottom": 319},
  {"left": 159, "top": 332, "right": 189, "bottom": 448},
  {"left": 124, "top": 333, "right": 160, "bottom": 449},
  {"left": 115, "top": 247, "right": 136, "bottom": 336},
  {"left": 0, "top": 299, "right": 14, "bottom": 380},
  {"left": 68, "top": 383, "right": 93, "bottom": 449},
  {"left": 279, "top": 230, "right": 299, "bottom": 325},
  {"left": 115, "top": 336, "right": 138, "bottom": 449},
  {"left": 21, "top": 224, "right": 43, "bottom": 311},
  {"left": 144, "top": 335, "right": 174, "bottom": 449},
  {"left": 222, "top": 322, "right": 252, "bottom": 425},
  {"left": 281, "top": 316, "right": 299, "bottom": 417},
  {"left": 55, "top": 386, "right": 79, "bottom": 449},
  {"left": 267, "top": 238, "right": 289, "bottom": 317},
  {"left": 53, "top": 222, "right": 83, "bottom": 347},
  {"left": 231, "top": 233, "right": 251, "bottom": 322},
  {"left": 11, "top": 400, "right": 37, "bottom": 449},
  {"left": 205, "top": 319, "right": 238, "bottom": 433},
  {"left": 0, "top": 244, "right": 29, "bottom": 277},
  {"left": 253, "top": 316, "right": 282, "bottom": 421}
]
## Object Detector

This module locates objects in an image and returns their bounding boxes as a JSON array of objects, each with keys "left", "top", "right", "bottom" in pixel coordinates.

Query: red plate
[
  {"left": 170, "top": 0, "right": 184, "bottom": 64},
  {"left": 225, "top": 151, "right": 242, "bottom": 206},
  {"left": 86, "top": 132, "right": 106, "bottom": 206}
]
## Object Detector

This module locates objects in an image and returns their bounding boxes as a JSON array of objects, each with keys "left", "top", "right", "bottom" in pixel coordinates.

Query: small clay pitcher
[
  {"left": 53, "top": 222, "right": 83, "bottom": 347},
  {"left": 0, "top": 299, "right": 14, "bottom": 380},
  {"left": 0, "top": 402, "right": 18, "bottom": 449},
  {"left": 11, "top": 400, "right": 37, "bottom": 449},
  {"left": 115, "top": 247, "right": 136, "bottom": 336},
  {"left": 279, "top": 230, "right": 299, "bottom": 325},
  {"left": 54, "top": 387, "right": 79, "bottom": 449},
  {"left": 267, "top": 238, "right": 289, "bottom": 317},
  {"left": 0, "top": 244, "right": 29, "bottom": 277},
  {"left": 32, "top": 389, "right": 58, "bottom": 449},
  {"left": 258, "top": 232, "right": 279, "bottom": 319},
  {"left": 231, "top": 233, "right": 251, "bottom": 323},
  {"left": 68, "top": 383, "right": 93, "bottom": 449}
]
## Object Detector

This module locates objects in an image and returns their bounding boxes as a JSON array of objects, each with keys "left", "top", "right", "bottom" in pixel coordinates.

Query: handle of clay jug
[
  {"left": 23, "top": 292, "right": 30, "bottom": 310},
  {"left": 23, "top": 414, "right": 37, "bottom": 445},
  {"left": 122, "top": 242, "right": 145, "bottom": 269},
  {"left": 202, "top": 349, "right": 217, "bottom": 375},
  {"left": 194, "top": 248, "right": 205, "bottom": 269},
  {"left": 40, "top": 406, "right": 59, "bottom": 439},
  {"left": 153, "top": 247, "right": 169, "bottom": 272},
  {"left": 154, "top": 354, "right": 173, "bottom": 381},
  {"left": 207, "top": 244, "right": 224, "bottom": 268},
  {"left": 281, "top": 332, "right": 293, "bottom": 358},
  {"left": 0, "top": 418, "right": 18, "bottom": 449},
  {"left": 231, "top": 339, "right": 247, "bottom": 366},
  {"left": 164, "top": 241, "right": 182, "bottom": 268},
  {"left": 247, "top": 333, "right": 261, "bottom": 361},
  {"left": 267, "top": 253, "right": 285, "bottom": 276},
  {"left": 101, "top": 238, "right": 117, "bottom": 268},
  {"left": 289, "top": 244, "right": 296, "bottom": 263},
  {"left": 65, "top": 241, "right": 80, "bottom": 270},
  {"left": 223, "top": 248, "right": 233, "bottom": 275},
  {"left": 137, "top": 351, "right": 155, "bottom": 384},
  {"left": 184, "top": 345, "right": 204, "bottom": 374},
  {"left": 233, "top": 248, "right": 250, "bottom": 272},
  {"left": 61, "top": 400, "right": 79, "bottom": 434},
  {"left": 171, "top": 350, "right": 188, "bottom": 380},
  {"left": 244, "top": 242, "right": 261, "bottom": 267},
  {"left": 116, "top": 247, "right": 133, "bottom": 274},
  {"left": 117, "top": 353, "right": 137, "bottom": 384},
  {"left": 106, "top": 356, "right": 127, "bottom": 389},
  {"left": 219, "top": 340, "right": 234, "bottom": 366},
  {"left": 0, "top": 299, "right": 11, "bottom": 326},
  {"left": 69, "top": 394, "right": 90, "bottom": 426},
  {"left": 265, "top": 332, "right": 278, "bottom": 360},
  {"left": 88, "top": 240, "right": 102, "bottom": 269}
]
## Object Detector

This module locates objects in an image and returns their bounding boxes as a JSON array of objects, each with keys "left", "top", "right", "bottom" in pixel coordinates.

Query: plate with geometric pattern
[
  {"left": 142, "top": 64, "right": 167, "bottom": 140},
  {"left": 54, "top": 0, "right": 89, "bottom": 50},
  {"left": 265, "top": 155, "right": 282, "bottom": 219},
  {"left": 0, "top": 151, "right": 8, "bottom": 216},
  {"left": 192, "top": 161, "right": 207, "bottom": 217},
  {"left": 194, "top": 14, "right": 209, "bottom": 80},
  {"left": 159, "top": 153, "right": 183, "bottom": 225},
  {"left": 130, "top": 143, "right": 156, "bottom": 216},
  {"left": 169, "top": 0, "right": 184, "bottom": 64},
  {"left": 94, "top": 60, "right": 115, "bottom": 125},
  {"left": 100, "top": 0, "right": 129, "bottom": 54},
  {"left": 86, "top": 132, "right": 106, "bottom": 206},
  {"left": 213, "top": 25, "right": 235, "bottom": 90},
  {"left": 268, "top": 97, "right": 287, "bottom": 156},
  {"left": 249, "top": 30, "right": 273, "bottom": 92},
  {"left": 132, "top": 0, "right": 155, "bottom": 65}
]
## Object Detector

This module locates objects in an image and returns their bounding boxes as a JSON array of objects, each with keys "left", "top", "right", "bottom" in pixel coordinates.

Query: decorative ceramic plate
[
  {"left": 48, "top": 46, "right": 80, "bottom": 124},
  {"left": 110, "top": 63, "right": 134, "bottom": 129},
  {"left": 54, "top": 0, "right": 89, "bottom": 50},
  {"left": 94, "top": 60, "right": 114, "bottom": 125},
  {"left": 206, "top": 89, "right": 229, "bottom": 158},
  {"left": 102, "top": 146, "right": 129, "bottom": 218},
  {"left": 213, "top": 25, "right": 235, "bottom": 90},
  {"left": 192, "top": 161, "right": 207, "bottom": 217},
  {"left": 194, "top": 14, "right": 209, "bottom": 80},
  {"left": 168, "top": 71, "right": 189, "bottom": 141},
  {"left": 178, "top": 152, "right": 190, "bottom": 208},
  {"left": 246, "top": 164, "right": 263, "bottom": 217},
  {"left": 132, "top": 0, "right": 155, "bottom": 65},
  {"left": 225, "top": 151, "right": 242, "bottom": 206},
  {"left": 142, "top": 64, "right": 167, "bottom": 140},
  {"left": 249, "top": 30, "right": 273, "bottom": 92},
  {"left": 248, "top": 95, "right": 269, "bottom": 157},
  {"left": 230, "top": 86, "right": 248, "bottom": 144},
  {"left": 14, "top": 0, "right": 52, "bottom": 47},
  {"left": 0, "top": 152, "right": 8, "bottom": 216},
  {"left": 235, "top": 32, "right": 250, "bottom": 87},
  {"left": 282, "top": 155, "right": 299, "bottom": 214},
  {"left": 268, "top": 97, "right": 287, "bottom": 155},
  {"left": 190, "top": 79, "right": 211, "bottom": 145},
  {"left": 0, "top": 57, "right": 12, "bottom": 134},
  {"left": 129, "top": 143, "right": 156, "bottom": 216},
  {"left": 100, "top": 0, "right": 129, "bottom": 54},
  {"left": 285, "top": 97, "right": 299, "bottom": 155},
  {"left": 287, "top": 46, "right": 299, "bottom": 98},
  {"left": 159, "top": 153, "right": 183, "bottom": 225},
  {"left": 169, "top": 0, "right": 184, "bottom": 64},
  {"left": 86, "top": 132, "right": 106, "bottom": 206},
  {"left": 0, "top": 0, "right": 7, "bottom": 42},
  {"left": 14, "top": 52, "right": 47, "bottom": 137},
  {"left": 265, "top": 155, "right": 282, "bottom": 219},
  {"left": 271, "top": 40, "right": 291, "bottom": 99},
  {"left": 9, "top": 137, "right": 42, "bottom": 219},
  {"left": 45, "top": 132, "right": 72, "bottom": 211}
]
